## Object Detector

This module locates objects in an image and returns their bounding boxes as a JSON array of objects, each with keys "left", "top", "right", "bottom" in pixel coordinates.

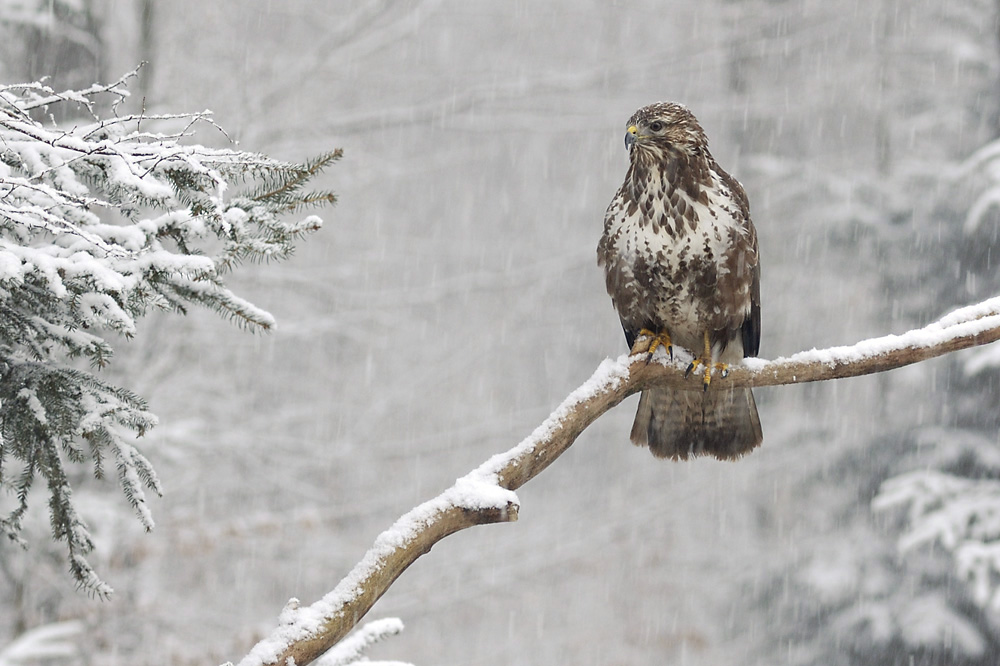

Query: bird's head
[{"left": 624, "top": 102, "right": 708, "bottom": 162}]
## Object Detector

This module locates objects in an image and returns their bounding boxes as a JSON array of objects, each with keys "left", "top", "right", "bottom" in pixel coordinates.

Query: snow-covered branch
[
  {"left": 236, "top": 295, "right": 1000, "bottom": 665},
  {"left": 313, "top": 617, "right": 410, "bottom": 666},
  {"left": 0, "top": 620, "right": 82, "bottom": 665},
  {"left": 875, "top": 470, "right": 1000, "bottom": 612}
]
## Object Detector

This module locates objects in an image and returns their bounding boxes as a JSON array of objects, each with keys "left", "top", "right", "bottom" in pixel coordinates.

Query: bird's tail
[{"left": 629, "top": 387, "right": 762, "bottom": 460}]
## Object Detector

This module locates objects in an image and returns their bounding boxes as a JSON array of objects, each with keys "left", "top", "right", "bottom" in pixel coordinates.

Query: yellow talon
[
  {"left": 684, "top": 331, "right": 728, "bottom": 391},
  {"left": 631, "top": 328, "right": 672, "bottom": 362}
]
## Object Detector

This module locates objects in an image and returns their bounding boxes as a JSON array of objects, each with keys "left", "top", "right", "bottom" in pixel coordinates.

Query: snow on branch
[
  {"left": 312, "top": 617, "right": 411, "bottom": 666},
  {"left": 0, "top": 620, "right": 82, "bottom": 665},
  {"left": 235, "top": 296, "right": 1000, "bottom": 666},
  {"left": 0, "top": 70, "right": 338, "bottom": 594},
  {"left": 875, "top": 470, "right": 1000, "bottom": 612},
  {"left": 951, "top": 136, "right": 1000, "bottom": 234},
  {"left": 236, "top": 468, "right": 519, "bottom": 666}
]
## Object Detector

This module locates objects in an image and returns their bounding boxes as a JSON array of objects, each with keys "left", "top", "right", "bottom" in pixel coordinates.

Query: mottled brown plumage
[{"left": 597, "top": 102, "right": 762, "bottom": 460}]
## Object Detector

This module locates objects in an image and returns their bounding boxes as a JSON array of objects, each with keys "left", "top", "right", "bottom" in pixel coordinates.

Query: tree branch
[{"left": 234, "top": 295, "right": 1000, "bottom": 666}]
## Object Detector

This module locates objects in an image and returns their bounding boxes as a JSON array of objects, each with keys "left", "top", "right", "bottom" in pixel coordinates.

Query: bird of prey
[{"left": 597, "top": 102, "right": 762, "bottom": 460}]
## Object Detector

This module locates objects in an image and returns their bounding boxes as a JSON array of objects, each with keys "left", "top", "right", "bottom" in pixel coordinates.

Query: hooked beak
[{"left": 624, "top": 125, "right": 638, "bottom": 151}]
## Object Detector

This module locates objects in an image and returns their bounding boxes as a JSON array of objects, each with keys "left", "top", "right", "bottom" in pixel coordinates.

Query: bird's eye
[{"left": 649, "top": 121, "right": 665, "bottom": 132}]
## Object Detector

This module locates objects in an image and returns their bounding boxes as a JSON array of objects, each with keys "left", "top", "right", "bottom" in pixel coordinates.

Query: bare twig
[{"left": 236, "top": 295, "right": 1000, "bottom": 666}]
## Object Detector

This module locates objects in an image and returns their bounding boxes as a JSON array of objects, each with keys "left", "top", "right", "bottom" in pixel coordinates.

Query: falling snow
[{"left": 3, "top": 2, "right": 1000, "bottom": 666}]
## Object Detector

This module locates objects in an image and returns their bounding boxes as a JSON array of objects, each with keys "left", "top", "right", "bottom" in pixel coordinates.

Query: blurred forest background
[{"left": 2, "top": 1, "right": 1000, "bottom": 665}]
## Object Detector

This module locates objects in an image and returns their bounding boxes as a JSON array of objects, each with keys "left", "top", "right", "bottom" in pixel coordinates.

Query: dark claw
[{"left": 684, "top": 362, "right": 695, "bottom": 378}]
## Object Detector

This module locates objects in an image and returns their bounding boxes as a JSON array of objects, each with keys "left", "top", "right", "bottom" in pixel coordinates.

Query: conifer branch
[
  {"left": 237, "top": 295, "right": 1000, "bottom": 666},
  {"left": 249, "top": 149, "right": 342, "bottom": 209},
  {"left": 0, "top": 71, "right": 336, "bottom": 593}
]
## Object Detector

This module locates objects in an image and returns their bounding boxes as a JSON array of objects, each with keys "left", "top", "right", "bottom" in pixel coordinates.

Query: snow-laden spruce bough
[{"left": 0, "top": 68, "right": 337, "bottom": 597}]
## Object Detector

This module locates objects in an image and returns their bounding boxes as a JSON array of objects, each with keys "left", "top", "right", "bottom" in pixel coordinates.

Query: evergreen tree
[{"left": 0, "top": 68, "right": 338, "bottom": 595}]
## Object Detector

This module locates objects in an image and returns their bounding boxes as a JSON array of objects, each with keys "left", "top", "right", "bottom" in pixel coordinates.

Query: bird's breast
[{"left": 601, "top": 171, "right": 751, "bottom": 340}]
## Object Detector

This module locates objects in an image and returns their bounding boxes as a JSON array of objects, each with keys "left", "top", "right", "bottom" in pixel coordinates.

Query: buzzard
[{"left": 597, "top": 102, "right": 762, "bottom": 460}]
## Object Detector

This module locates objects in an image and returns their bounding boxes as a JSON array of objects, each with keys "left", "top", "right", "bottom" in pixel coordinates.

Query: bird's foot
[
  {"left": 630, "top": 328, "right": 672, "bottom": 363},
  {"left": 685, "top": 357, "right": 729, "bottom": 391},
  {"left": 684, "top": 330, "right": 726, "bottom": 391}
]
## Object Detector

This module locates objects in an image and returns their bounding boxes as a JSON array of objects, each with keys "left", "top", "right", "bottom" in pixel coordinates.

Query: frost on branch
[{"left": 0, "top": 68, "right": 338, "bottom": 593}]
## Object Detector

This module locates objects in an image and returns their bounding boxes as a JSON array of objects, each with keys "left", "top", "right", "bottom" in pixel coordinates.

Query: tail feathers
[{"left": 630, "top": 387, "right": 762, "bottom": 461}]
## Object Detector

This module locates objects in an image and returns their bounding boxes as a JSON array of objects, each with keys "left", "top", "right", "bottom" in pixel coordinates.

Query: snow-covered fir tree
[{"left": 0, "top": 68, "right": 337, "bottom": 595}]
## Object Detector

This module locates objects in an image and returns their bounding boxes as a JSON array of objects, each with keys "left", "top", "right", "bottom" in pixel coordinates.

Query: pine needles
[{"left": 0, "top": 71, "right": 336, "bottom": 593}]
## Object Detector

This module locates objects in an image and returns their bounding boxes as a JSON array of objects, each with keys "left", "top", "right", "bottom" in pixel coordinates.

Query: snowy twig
[
  {"left": 6, "top": 65, "right": 140, "bottom": 115},
  {"left": 0, "top": 620, "right": 82, "bottom": 665},
  {"left": 875, "top": 470, "right": 1000, "bottom": 611},
  {"left": 313, "top": 617, "right": 408, "bottom": 666},
  {"left": 237, "top": 295, "right": 1000, "bottom": 666}
]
